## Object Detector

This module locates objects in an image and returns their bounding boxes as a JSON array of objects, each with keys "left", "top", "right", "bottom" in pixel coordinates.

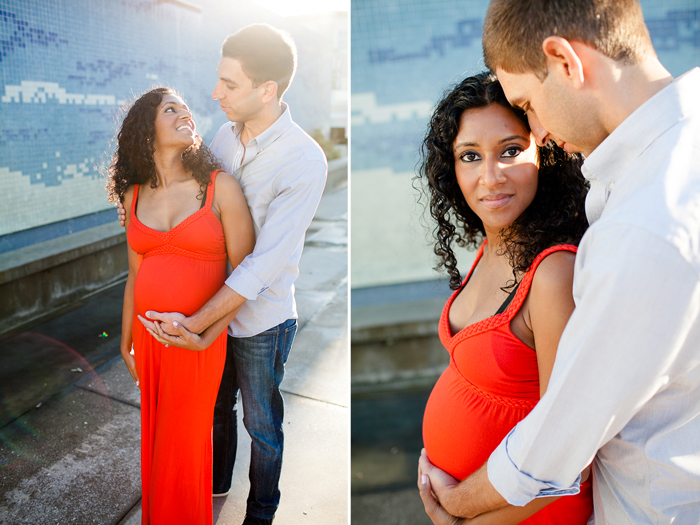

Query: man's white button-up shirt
[
  {"left": 488, "top": 68, "right": 700, "bottom": 523},
  {"left": 209, "top": 103, "right": 327, "bottom": 337}
]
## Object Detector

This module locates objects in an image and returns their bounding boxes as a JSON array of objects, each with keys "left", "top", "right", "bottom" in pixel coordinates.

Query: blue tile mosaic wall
[
  {"left": 351, "top": 0, "right": 700, "bottom": 175},
  {"left": 0, "top": 0, "right": 333, "bottom": 250}
]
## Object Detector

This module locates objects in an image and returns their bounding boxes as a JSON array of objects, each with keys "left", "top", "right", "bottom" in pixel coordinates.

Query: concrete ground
[{"left": 0, "top": 182, "right": 348, "bottom": 525}]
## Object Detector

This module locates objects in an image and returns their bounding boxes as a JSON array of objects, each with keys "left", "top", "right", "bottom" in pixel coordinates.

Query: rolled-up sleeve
[
  {"left": 225, "top": 158, "right": 327, "bottom": 300},
  {"left": 487, "top": 223, "right": 700, "bottom": 506}
]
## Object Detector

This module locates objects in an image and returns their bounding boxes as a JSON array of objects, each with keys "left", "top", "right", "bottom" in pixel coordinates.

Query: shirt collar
[
  {"left": 228, "top": 102, "right": 293, "bottom": 151},
  {"left": 582, "top": 67, "right": 700, "bottom": 188}
]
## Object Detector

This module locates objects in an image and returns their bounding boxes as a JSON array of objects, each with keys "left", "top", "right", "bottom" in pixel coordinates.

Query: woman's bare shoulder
[
  {"left": 214, "top": 171, "right": 243, "bottom": 196},
  {"left": 530, "top": 249, "right": 576, "bottom": 300},
  {"left": 213, "top": 171, "right": 244, "bottom": 195},
  {"left": 212, "top": 171, "right": 247, "bottom": 213}
]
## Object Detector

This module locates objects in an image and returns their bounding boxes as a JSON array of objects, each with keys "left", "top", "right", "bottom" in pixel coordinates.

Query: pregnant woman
[
  {"left": 107, "top": 87, "right": 254, "bottom": 525},
  {"left": 417, "top": 72, "right": 592, "bottom": 524}
]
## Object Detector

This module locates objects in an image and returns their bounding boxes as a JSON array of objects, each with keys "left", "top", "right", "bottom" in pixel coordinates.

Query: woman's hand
[
  {"left": 419, "top": 449, "right": 463, "bottom": 514},
  {"left": 121, "top": 344, "right": 139, "bottom": 387},
  {"left": 138, "top": 315, "right": 208, "bottom": 351},
  {"left": 143, "top": 310, "right": 187, "bottom": 336},
  {"left": 419, "top": 454, "right": 467, "bottom": 525}
]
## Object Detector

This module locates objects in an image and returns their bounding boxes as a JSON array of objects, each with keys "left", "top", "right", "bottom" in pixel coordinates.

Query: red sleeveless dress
[
  {"left": 128, "top": 171, "right": 228, "bottom": 525},
  {"left": 423, "top": 244, "right": 593, "bottom": 524}
]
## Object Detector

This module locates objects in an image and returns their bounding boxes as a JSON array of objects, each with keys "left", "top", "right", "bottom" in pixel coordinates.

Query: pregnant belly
[
  {"left": 133, "top": 254, "right": 226, "bottom": 317},
  {"left": 422, "top": 366, "right": 530, "bottom": 480}
]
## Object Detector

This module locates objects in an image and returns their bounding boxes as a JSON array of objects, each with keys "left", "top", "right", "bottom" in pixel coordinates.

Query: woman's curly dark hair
[
  {"left": 418, "top": 71, "right": 589, "bottom": 290},
  {"left": 106, "top": 86, "right": 223, "bottom": 204}
]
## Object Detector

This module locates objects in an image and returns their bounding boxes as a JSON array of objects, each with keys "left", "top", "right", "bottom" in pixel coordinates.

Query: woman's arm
[
  {"left": 460, "top": 251, "right": 576, "bottom": 523},
  {"left": 527, "top": 250, "right": 576, "bottom": 396},
  {"left": 214, "top": 171, "right": 256, "bottom": 271},
  {"left": 190, "top": 173, "right": 254, "bottom": 342},
  {"left": 120, "top": 187, "right": 142, "bottom": 385}
]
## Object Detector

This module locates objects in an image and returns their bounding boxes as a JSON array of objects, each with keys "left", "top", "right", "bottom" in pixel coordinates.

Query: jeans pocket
[{"left": 280, "top": 321, "right": 297, "bottom": 364}]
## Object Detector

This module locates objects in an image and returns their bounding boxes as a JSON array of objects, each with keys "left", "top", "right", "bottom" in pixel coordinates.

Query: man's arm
[
  {"left": 137, "top": 172, "right": 254, "bottom": 349},
  {"left": 422, "top": 458, "right": 508, "bottom": 518},
  {"left": 419, "top": 452, "right": 508, "bottom": 520},
  {"left": 145, "top": 157, "right": 327, "bottom": 340},
  {"left": 139, "top": 286, "right": 246, "bottom": 349},
  {"left": 220, "top": 158, "right": 327, "bottom": 302},
  {"left": 432, "top": 225, "right": 700, "bottom": 515},
  {"left": 419, "top": 451, "right": 568, "bottom": 523}
]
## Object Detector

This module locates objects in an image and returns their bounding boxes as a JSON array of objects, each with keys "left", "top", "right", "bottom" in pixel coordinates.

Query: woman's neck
[
  {"left": 483, "top": 230, "right": 505, "bottom": 257},
  {"left": 152, "top": 148, "right": 191, "bottom": 187}
]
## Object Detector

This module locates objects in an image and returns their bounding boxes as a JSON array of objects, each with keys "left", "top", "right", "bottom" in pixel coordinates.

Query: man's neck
[
  {"left": 598, "top": 56, "right": 673, "bottom": 137},
  {"left": 239, "top": 101, "right": 285, "bottom": 147}
]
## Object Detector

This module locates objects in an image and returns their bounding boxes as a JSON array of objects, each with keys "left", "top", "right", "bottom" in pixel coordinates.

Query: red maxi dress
[
  {"left": 128, "top": 171, "right": 228, "bottom": 525},
  {"left": 423, "top": 244, "right": 593, "bottom": 524}
]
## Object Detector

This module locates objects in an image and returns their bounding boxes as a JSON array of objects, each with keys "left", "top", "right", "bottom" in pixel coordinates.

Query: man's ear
[
  {"left": 542, "top": 36, "right": 585, "bottom": 88},
  {"left": 259, "top": 80, "right": 279, "bottom": 104}
]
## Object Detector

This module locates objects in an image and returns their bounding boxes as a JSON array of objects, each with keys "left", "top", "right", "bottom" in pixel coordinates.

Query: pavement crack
[
  {"left": 280, "top": 388, "right": 347, "bottom": 408},
  {"left": 75, "top": 385, "right": 140, "bottom": 409},
  {"left": 115, "top": 495, "right": 142, "bottom": 525}
]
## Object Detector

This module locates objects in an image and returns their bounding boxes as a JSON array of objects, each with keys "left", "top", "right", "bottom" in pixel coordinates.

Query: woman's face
[
  {"left": 153, "top": 93, "right": 196, "bottom": 151},
  {"left": 453, "top": 103, "right": 539, "bottom": 237}
]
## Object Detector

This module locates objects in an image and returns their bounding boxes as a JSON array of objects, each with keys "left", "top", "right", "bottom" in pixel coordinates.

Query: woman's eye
[
  {"left": 502, "top": 147, "right": 522, "bottom": 158},
  {"left": 460, "top": 151, "right": 480, "bottom": 162},
  {"left": 165, "top": 107, "right": 174, "bottom": 112}
]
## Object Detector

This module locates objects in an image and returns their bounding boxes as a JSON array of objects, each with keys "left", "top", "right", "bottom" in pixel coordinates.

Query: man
[
  {"left": 419, "top": 1, "right": 700, "bottom": 523},
  {"left": 120, "top": 24, "right": 327, "bottom": 525}
]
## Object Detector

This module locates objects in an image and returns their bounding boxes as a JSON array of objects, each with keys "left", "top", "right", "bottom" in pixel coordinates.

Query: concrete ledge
[
  {"left": 0, "top": 222, "right": 127, "bottom": 335},
  {"left": 0, "top": 222, "right": 125, "bottom": 285},
  {"left": 351, "top": 279, "right": 451, "bottom": 394},
  {"left": 351, "top": 303, "right": 448, "bottom": 395},
  {"left": 351, "top": 298, "right": 444, "bottom": 339}
]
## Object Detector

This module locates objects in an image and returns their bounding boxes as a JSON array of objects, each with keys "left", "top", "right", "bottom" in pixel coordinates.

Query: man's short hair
[
  {"left": 222, "top": 24, "right": 297, "bottom": 98},
  {"left": 483, "top": 0, "right": 654, "bottom": 80}
]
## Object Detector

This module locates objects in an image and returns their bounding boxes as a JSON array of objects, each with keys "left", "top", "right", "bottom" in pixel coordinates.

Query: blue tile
[{"left": 1, "top": 0, "right": 334, "bottom": 249}]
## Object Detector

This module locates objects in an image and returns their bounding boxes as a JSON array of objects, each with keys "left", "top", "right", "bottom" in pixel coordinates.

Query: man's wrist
[
  {"left": 441, "top": 480, "right": 471, "bottom": 518},
  {"left": 439, "top": 464, "right": 505, "bottom": 518},
  {"left": 184, "top": 314, "right": 205, "bottom": 335}
]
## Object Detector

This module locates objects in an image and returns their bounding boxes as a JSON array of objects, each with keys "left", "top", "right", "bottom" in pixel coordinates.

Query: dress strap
[
  {"left": 442, "top": 241, "right": 487, "bottom": 326},
  {"left": 455, "top": 241, "right": 486, "bottom": 292},
  {"left": 205, "top": 169, "right": 226, "bottom": 209},
  {"left": 505, "top": 244, "right": 578, "bottom": 317}
]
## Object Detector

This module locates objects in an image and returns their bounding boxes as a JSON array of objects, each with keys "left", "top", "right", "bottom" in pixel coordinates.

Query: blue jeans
[{"left": 213, "top": 318, "right": 297, "bottom": 520}]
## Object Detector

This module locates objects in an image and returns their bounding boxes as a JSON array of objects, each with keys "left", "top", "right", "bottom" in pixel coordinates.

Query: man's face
[
  {"left": 212, "top": 57, "right": 264, "bottom": 123},
  {"left": 496, "top": 68, "right": 592, "bottom": 156}
]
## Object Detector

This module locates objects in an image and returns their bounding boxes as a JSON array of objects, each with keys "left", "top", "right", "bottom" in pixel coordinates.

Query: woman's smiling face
[
  {"left": 453, "top": 103, "right": 539, "bottom": 237},
  {"left": 153, "top": 94, "right": 196, "bottom": 151}
]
